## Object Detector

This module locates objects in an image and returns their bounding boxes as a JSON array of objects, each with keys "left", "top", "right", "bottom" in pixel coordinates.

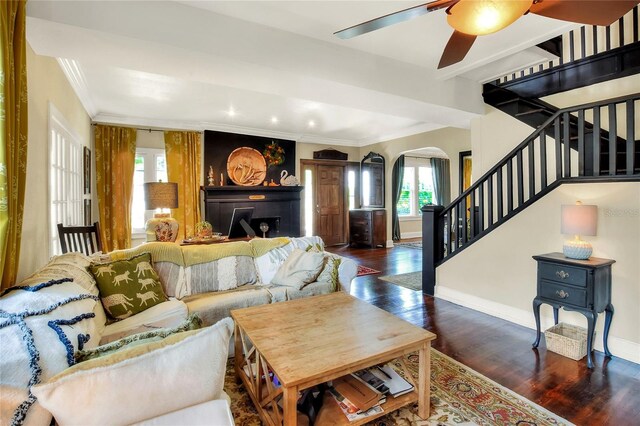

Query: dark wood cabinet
[
  {"left": 531, "top": 252, "right": 615, "bottom": 369},
  {"left": 349, "top": 209, "right": 386, "bottom": 248},
  {"left": 203, "top": 186, "right": 303, "bottom": 237}
]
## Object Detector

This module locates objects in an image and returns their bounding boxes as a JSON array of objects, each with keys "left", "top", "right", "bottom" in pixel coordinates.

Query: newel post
[{"left": 421, "top": 205, "right": 445, "bottom": 296}]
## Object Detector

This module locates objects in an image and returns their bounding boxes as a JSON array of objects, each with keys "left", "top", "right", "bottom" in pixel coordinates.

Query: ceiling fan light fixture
[{"left": 447, "top": 0, "right": 533, "bottom": 36}]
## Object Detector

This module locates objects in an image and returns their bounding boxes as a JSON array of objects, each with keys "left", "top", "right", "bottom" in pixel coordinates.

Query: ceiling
[{"left": 26, "top": 1, "right": 576, "bottom": 146}]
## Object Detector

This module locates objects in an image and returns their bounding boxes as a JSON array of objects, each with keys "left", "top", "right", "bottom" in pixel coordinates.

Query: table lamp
[
  {"left": 144, "top": 181, "right": 179, "bottom": 242},
  {"left": 561, "top": 201, "right": 597, "bottom": 260}
]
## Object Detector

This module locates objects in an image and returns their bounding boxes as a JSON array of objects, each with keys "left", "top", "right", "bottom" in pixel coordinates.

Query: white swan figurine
[{"left": 280, "top": 170, "right": 300, "bottom": 186}]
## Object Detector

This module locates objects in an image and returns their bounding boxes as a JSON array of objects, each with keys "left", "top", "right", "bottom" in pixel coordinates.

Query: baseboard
[
  {"left": 386, "top": 240, "right": 394, "bottom": 248},
  {"left": 400, "top": 231, "right": 422, "bottom": 239},
  {"left": 435, "top": 285, "right": 640, "bottom": 365}
]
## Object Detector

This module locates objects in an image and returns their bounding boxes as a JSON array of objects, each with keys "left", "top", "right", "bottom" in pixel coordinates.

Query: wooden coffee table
[{"left": 231, "top": 292, "right": 437, "bottom": 425}]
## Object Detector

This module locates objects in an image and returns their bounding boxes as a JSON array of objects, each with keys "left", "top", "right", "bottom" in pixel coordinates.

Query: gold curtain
[
  {"left": 94, "top": 125, "right": 137, "bottom": 252},
  {"left": 0, "top": 0, "right": 28, "bottom": 290},
  {"left": 164, "top": 131, "right": 202, "bottom": 240}
]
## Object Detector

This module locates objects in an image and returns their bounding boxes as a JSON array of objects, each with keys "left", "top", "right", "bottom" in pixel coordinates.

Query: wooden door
[
  {"left": 316, "top": 164, "right": 346, "bottom": 246},
  {"left": 301, "top": 160, "right": 348, "bottom": 246}
]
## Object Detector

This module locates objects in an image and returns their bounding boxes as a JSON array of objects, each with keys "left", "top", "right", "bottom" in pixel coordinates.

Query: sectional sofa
[{"left": 0, "top": 236, "right": 357, "bottom": 425}]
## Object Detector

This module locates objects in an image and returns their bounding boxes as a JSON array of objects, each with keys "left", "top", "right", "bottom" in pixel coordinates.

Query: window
[
  {"left": 304, "top": 168, "right": 313, "bottom": 237},
  {"left": 49, "top": 105, "right": 84, "bottom": 255},
  {"left": 347, "top": 170, "right": 356, "bottom": 210},
  {"left": 131, "top": 148, "right": 167, "bottom": 234},
  {"left": 397, "top": 158, "right": 434, "bottom": 218}
]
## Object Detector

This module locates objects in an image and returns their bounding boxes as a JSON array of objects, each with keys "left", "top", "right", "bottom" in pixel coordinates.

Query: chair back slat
[{"left": 57, "top": 222, "right": 102, "bottom": 256}]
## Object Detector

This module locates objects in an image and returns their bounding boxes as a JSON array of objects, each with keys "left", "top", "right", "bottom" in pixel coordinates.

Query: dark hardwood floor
[{"left": 328, "top": 243, "right": 640, "bottom": 426}]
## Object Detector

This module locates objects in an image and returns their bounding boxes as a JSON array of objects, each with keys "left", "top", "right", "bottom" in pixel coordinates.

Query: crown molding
[{"left": 57, "top": 58, "right": 97, "bottom": 117}]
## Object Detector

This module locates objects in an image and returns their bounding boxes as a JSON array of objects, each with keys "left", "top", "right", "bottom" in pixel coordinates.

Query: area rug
[
  {"left": 379, "top": 271, "right": 422, "bottom": 291},
  {"left": 357, "top": 265, "right": 382, "bottom": 277},
  {"left": 223, "top": 349, "right": 571, "bottom": 425},
  {"left": 395, "top": 241, "right": 423, "bottom": 250}
]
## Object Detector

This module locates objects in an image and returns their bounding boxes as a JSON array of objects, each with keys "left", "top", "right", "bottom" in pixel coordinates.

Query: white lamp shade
[
  {"left": 144, "top": 182, "right": 178, "bottom": 210},
  {"left": 561, "top": 204, "right": 597, "bottom": 236}
]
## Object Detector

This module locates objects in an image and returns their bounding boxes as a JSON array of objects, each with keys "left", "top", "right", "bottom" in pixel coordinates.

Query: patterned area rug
[
  {"left": 224, "top": 349, "right": 571, "bottom": 425},
  {"left": 357, "top": 265, "right": 382, "bottom": 277},
  {"left": 379, "top": 271, "right": 422, "bottom": 291},
  {"left": 395, "top": 241, "right": 423, "bottom": 250}
]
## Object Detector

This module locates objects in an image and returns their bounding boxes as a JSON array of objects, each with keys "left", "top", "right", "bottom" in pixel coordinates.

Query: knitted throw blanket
[{"left": 109, "top": 238, "right": 290, "bottom": 267}]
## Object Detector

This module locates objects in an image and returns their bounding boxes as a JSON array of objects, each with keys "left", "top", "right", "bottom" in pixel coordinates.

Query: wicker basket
[{"left": 545, "top": 323, "right": 592, "bottom": 360}]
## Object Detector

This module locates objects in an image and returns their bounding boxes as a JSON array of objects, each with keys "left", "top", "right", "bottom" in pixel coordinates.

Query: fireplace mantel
[{"left": 203, "top": 186, "right": 303, "bottom": 237}]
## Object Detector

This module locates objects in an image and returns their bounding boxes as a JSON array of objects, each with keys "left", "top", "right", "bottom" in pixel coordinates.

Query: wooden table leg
[
  {"left": 418, "top": 341, "right": 431, "bottom": 419},
  {"left": 234, "top": 323, "right": 243, "bottom": 374},
  {"left": 282, "top": 386, "right": 298, "bottom": 425}
]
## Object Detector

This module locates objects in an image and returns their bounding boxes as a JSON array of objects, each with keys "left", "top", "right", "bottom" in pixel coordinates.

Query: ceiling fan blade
[
  {"left": 334, "top": 0, "right": 458, "bottom": 39},
  {"left": 529, "top": 0, "right": 639, "bottom": 26},
  {"left": 438, "top": 30, "right": 477, "bottom": 69}
]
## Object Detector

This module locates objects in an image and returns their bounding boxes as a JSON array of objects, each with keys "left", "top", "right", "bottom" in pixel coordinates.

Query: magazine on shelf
[
  {"left": 370, "top": 364, "right": 414, "bottom": 397},
  {"left": 328, "top": 387, "right": 384, "bottom": 422},
  {"left": 352, "top": 369, "right": 390, "bottom": 395},
  {"left": 333, "top": 375, "right": 382, "bottom": 412},
  {"left": 242, "top": 362, "right": 275, "bottom": 382}
]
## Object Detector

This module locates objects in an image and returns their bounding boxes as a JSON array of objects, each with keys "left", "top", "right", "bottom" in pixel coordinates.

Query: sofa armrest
[{"left": 336, "top": 255, "right": 357, "bottom": 293}]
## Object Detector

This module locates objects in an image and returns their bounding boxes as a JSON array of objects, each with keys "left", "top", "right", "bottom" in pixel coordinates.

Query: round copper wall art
[{"left": 226, "top": 147, "right": 267, "bottom": 186}]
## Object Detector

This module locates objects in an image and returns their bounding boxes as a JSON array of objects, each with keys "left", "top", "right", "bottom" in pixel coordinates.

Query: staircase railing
[
  {"left": 493, "top": 6, "right": 639, "bottom": 85},
  {"left": 421, "top": 93, "right": 640, "bottom": 295}
]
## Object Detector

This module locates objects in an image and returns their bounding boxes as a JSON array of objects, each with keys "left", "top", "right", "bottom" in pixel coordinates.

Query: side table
[{"left": 531, "top": 252, "right": 615, "bottom": 369}]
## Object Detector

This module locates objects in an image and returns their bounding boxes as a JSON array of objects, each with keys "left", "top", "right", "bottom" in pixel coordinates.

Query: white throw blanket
[{"left": 0, "top": 279, "right": 102, "bottom": 426}]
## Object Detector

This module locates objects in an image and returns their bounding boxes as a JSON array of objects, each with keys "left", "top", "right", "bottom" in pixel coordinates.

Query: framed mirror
[{"left": 361, "top": 152, "right": 385, "bottom": 208}]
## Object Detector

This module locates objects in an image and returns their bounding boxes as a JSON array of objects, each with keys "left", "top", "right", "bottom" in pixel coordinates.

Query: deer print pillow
[{"left": 89, "top": 252, "right": 167, "bottom": 319}]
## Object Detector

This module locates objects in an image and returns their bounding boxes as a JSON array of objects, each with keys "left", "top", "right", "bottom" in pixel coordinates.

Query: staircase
[
  {"left": 421, "top": 93, "right": 640, "bottom": 295},
  {"left": 484, "top": 85, "right": 640, "bottom": 176},
  {"left": 418, "top": 10, "right": 640, "bottom": 296}
]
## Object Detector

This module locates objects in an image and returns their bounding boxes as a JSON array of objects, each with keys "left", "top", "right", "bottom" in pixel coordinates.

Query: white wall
[
  {"left": 18, "top": 45, "right": 91, "bottom": 281},
  {"left": 437, "top": 183, "right": 640, "bottom": 363},
  {"left": 438, "top": 76, "right": 640, "bottom": 363},
  {"left": 363, "top": 128, "right": 472, "bottom": 245},
  {"left": 136, "top": 129, "right": 164, "bottom": 149}
]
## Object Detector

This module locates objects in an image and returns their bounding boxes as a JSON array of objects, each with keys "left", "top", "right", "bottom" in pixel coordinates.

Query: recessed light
[
  {"left": 308, "top": 120, "right": 315, "bottom": 128},
  {"left": 271, "top": 116, "right": 278, "bottom": 124},
  {"left": 227, "top": 107, "right": 236, "bottom": 117}
]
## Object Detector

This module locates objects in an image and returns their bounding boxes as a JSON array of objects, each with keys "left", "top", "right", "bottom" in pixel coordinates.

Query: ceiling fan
[{"left": 335, "top": 0, "right": 640, "bottom": 69}]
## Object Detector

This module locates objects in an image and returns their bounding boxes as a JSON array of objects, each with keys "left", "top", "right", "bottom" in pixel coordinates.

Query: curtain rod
[
  {"left": 403, "top": 155, "right": 432, "bottom": 160},
  {"left": 403, "top": 154, "right": 449, "bottom": 160},
  {"left": 90, "top": 123, "right": 203, "bottom": 133}
]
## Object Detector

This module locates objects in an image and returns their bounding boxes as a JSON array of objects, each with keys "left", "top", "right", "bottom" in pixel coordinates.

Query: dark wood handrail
[
  {"left": 443, "top": 92, "right": 640, "bottom": 216},
  {"left": 420, "top": 93, "right": 640, "bottom": 295},
  {"left": 493, "top": 6, "right": 639, "bottom": 86}
]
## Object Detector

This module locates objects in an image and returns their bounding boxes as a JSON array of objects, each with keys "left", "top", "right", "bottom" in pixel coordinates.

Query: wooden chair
[{"left": 57, "top": 222, "right": 103, "bottom": 256}]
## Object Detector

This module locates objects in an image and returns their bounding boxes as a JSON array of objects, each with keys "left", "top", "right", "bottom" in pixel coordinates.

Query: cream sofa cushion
[
  {"left": 253, "top": 236, "right": 325, "bottom": 284},
  {"left": 265, "top": 280, "right": 337, "bottom": 303},
  {"left": 270, "top": 249, "right": 324, "bottom": 290},
  {"left": 100, "top": 299, "right": 188, "bottom": 344},
  {"left": 132, "top": 398, "right": 234, "bottom": 426},
  {"left": 32, "top": 318, "right": 234, "bottom": 426},
  {"left": 183, "top": 285, "right": 271, "bottom": 326}
]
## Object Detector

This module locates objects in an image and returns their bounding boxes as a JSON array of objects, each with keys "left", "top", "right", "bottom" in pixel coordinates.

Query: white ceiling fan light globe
[{"left": 447, "top": 0, "right": 534, "bottom": 36}]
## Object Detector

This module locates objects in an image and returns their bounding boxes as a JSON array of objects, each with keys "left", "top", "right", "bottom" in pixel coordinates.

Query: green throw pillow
[
  {"left": 89, "top": 252, "right": 167, "bottom": 319},
  {"left": 74, "top": 314, "right": 203, "bottom": 363}
]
